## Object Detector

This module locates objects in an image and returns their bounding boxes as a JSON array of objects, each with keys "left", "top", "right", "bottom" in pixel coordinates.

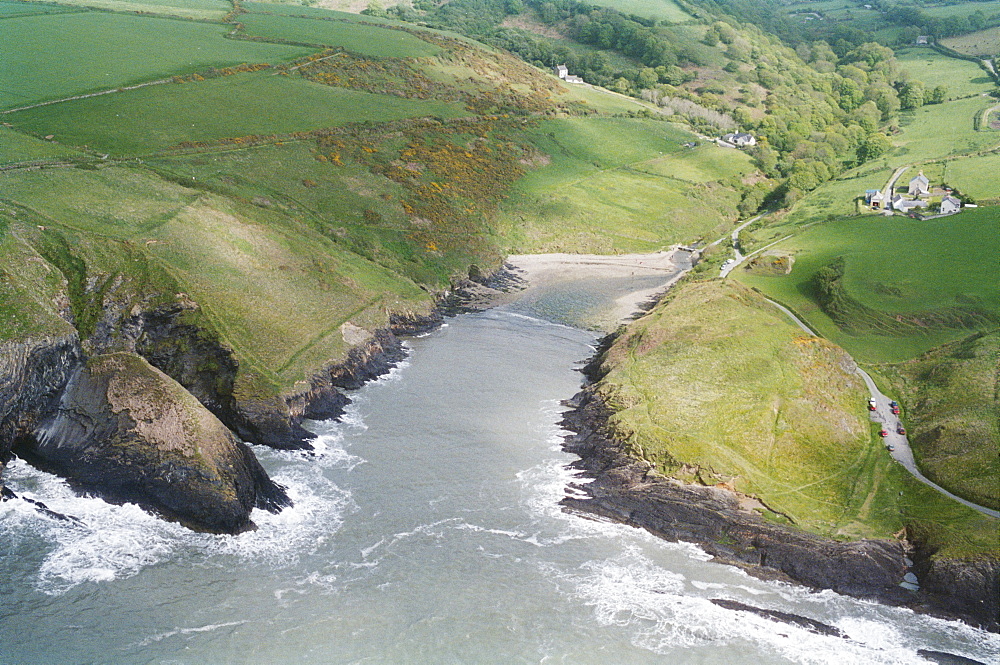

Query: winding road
[{"left": 764, "top": 299, "right": 1000, "bottom": 519}]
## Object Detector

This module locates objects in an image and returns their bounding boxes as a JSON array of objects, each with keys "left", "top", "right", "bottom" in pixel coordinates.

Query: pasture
[
  {"left": 943, "top": 151, "right": 1000, "bottom": 201},
  {"left": 583, "top": 0, "right": 691, "bottom": 22},
  {"left": 892, "top": 95, "right": 998, "bottom": 164},
  {"left": 16, "top": 0, "right": 231, "bottom": 19},
  {"left": 0, "top": 126, "right": 84, "bottom": 165},
  {"left": 941, "top": 26, "right": 1000, "bottom": 57},
  {"left": 0, "top": 12, "right": 313, "bottom": 111},
  {"left": 237, "top": 12, "right": 442, "bottom": 57},
  {"left": 895, "top": 47, "right": 998, "bottom": 99},
  {"left": 0, "top": 0, "right": 75, "bottom": 15},
  {"left": 737, "top": 209, "right": 1000, "bottom": 363},
  {"left": 6, "top": 72, "right": 469, "bottom": 155}
]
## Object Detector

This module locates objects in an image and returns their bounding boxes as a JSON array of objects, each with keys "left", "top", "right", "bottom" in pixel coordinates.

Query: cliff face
[
  {"left": 20, "top": 353, "right": 289, "bottom": 533},
  {"left": 0, "top": 335, "right": 83, "bottom": 471},
  {"left": 560, "top": 388, "right": 1000, "bottom": 632}
]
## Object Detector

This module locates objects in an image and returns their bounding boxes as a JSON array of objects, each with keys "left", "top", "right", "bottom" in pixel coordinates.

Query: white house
[
  {"left": 940, "top": 195, "right": 962, "bottom": 214},
  {"left": 892, "top": 194, "right": 928, "bottom": 212},
  {"left": 553, "top": 64, "right": 568, "bottom": 79},
  {"left": 908, "top": 172, "right": 930, "bottom": 196},
  {"left": 866, "top": 189, "right": 885, "bottom": 209},
  {"left": 721, "top": 132, "right": 757, "bottom": 147}
]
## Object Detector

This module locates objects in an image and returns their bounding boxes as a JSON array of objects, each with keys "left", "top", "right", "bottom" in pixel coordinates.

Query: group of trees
[{"left": 396, "top": 0, "right": 963, "bottom": 211}]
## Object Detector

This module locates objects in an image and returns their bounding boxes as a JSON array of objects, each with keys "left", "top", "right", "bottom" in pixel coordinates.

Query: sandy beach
[{"left": 504, "top": 248, "right": 692, "bottom": 328}]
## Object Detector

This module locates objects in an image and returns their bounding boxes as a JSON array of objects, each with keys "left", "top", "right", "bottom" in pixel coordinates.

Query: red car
[
  {"left": 879, "top": 429, "right": 889, "bottom": 437},
  {"left": 891, "top": 406, "right": 900, "bottom": 415}
]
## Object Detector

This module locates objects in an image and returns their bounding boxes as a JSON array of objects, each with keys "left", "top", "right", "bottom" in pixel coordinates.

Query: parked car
[
  {"left": 897, "top": 425, "right": 906, "bottom": 435},
  {"left": 891, "top": 405, "right": 900, "bottom": 415},
  {"left": 886, "top": 444, "right": 895, "bottom": 452},
  {"left": 868, "top": 398, "right": 878, "bottom": 411},
  {"left": 879, "top": 429, "right": 888, "bottom": 437}
]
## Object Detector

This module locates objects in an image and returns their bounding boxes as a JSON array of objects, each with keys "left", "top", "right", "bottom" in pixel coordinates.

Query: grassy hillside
[
  {"left": 592, "top": 279, "right": 997, "bottom": 554},
  {"left": 0, "top": 12, "right": 313, "bottom": 110},
  {"left": 4, "top": 0, "right": 743, "bottom": 403},
  {"left": 880, "top": 332, "right": 1000, "bottom": 512},
  {"left": 737, "top": 210, "right": 1000, "bottom": 363}
]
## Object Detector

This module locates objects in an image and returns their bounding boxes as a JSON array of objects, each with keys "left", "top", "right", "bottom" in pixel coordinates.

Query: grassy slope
[
  {"left": 879, "top": 332, "right": 1000, "bottom": 512},
  {"left": 0, "top": 12, "right": 313, "bottom": 110},
  {"left": 583, "top": 0, "right": 691, "bottom": 22},
  {"left": 237, "top": 13, "right": 443, "bottom": 57},
  {"left": 499, "top": 118, "right": 750, "bottom": 253},
  {"left": 7, "top": 71, "right": 469, "bottom": 156},
  {"left": 595, "top": 279, "right": 997, "bottom": 554},
  {"left": 16, "top": 0, "right": 230, "bottom": 19},
  {"left": 894, "top": 47, "right": 997, "bottom": 99}
]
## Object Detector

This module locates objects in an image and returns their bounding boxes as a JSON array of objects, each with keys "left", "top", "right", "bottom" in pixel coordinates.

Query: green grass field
[
  {"left": 238, "top": 12, "right": 442, "bottom": 57},
  {"left": 16, "top": 0, "right": 230, "bottom": 19},
  {"left": 499, "top": 116, "right": 750, "bottom": 252},
  {"left": 0, "top": 126, "right": 85, "bottom": 165},
  {"left": 6, "top": 71, "right": 468, "bottom": 155},
  {"left": 881, "top": 331, "right": 1000, "bottom": 512},
  {"left": 943, "top": 151, "right": 1000, "bottom": 202},
  {"left": 895, "top": 47, "right": 998, "bottom": 99},
  {"left": 0, "top": 164, "right": 432, "bottom": 386},
  {"left": 894, "top": 96, "right": 999, "bottom": 163},
  {"left": 0, "top": 12, "right": 314, "bottom": 111},
  {"left": 921, "top": 0, "right": 1000, "bottom": 19},
  {"left": 941, "top": 26, "right": 1000, "bottom": 57},
  {"left": 737, "top": 209, "right": 1000, "bottom": 363},
  {"left": 0, "top": 0, "right": 76, "bottom": 15},
  {"left": 583, "top": 0, "right": 691, "bottom": 22}
]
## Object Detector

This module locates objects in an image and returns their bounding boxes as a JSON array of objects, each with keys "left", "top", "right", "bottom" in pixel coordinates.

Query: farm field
[
  {"left": 0, "top": 0, "right": 76, "bottom": 15},
  {"left": 941, "top": 26, "right": 1000, "bottom": 57},
  {"left": 892, "top": 95, "right": 998, "bottom": 163},
  {"left": 0, "top": 126, "right": 85, "bottom": 165},
  {"left": 5, "top": 71, "right": 469, "bottom": 155},
  {"left": 237, "top": 13, "right": 443, "bottom": 57},
  {"left": 921, "top": 0, "right": 1000, "bottom": 19},
  {"left": 17, "top": 0, "right": 230, "bottom": 19},
  {"left": 895, "top": 47, "right": 998, "bottom": 99},
  {"left": 736, "top": 209, "right": 1000, "bottom": 363},
  {"left": 0, "top": 12, "right": 313, "bottom": 110},
  {"left": 943, "top": 150, "right": 1000, "bottom": 201},
  {"left": 583, "top": 0, "right": 691, "bottom": 22}
]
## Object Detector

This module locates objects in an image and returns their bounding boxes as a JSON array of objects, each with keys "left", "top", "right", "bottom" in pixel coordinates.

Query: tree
[
  {"left": 928, "top": 85, "right": 947, "bottom": 104},
  {"left": 857, "top": 132, "right": 891, "bottom": 162},
  {"left": 899, "top": 81, "right": 925, "bottom": 110}
]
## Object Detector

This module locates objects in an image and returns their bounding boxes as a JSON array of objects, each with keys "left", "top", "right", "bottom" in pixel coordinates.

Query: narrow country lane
[{"left": 764, "top": 299, "right": 1000, "bottom": 520}]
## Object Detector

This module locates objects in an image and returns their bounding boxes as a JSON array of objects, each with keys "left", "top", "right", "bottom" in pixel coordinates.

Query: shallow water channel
[{"left": 1, "top": 269, "right": 997, "bottom": 664}]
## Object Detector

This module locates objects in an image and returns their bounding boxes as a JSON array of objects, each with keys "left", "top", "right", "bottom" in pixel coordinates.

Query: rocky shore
[
  {"left": 0, "top": 266, "right": 512, "bottom": 534},
  {"left": 559, "top": 384, "right": 1000, "bottom": 632}
]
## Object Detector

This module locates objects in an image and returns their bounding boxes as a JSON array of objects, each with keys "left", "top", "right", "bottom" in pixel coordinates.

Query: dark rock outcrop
[
  {"left": 709, "top": 599, "right": 846, "bottom": 638},
  {"left": 15, "top": 352, "right": 289, "bottom": 534},
  {"left": 0, "top": 335, "right": 83, "bottom": 478},
  {"left": 560, "top": 387, "right": 999, "bottom": 631}
]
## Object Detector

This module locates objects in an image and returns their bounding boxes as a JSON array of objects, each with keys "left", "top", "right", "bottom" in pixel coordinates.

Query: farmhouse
[
  {"left": 720, "top": 132, "right": 757, "bottom": 147},
  {"left": 940, "top": 195, "right": 962, "bottom": 214},
  {"left": 892, "top": 194, "right": 929, "bottom": 212},
  {"left": 916, "top": 35, "right": 930, "bottom": 45},
  {"left": 908, "top": 172, "right": 930, "bottom": 196},
  {"left": 553, "top": 64, "right": 568, "bottom": 79}
]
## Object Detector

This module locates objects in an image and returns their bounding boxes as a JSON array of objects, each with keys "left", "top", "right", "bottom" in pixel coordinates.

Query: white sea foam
[{"left": 1, "top": 452, "right": 354, "bottom": 594}]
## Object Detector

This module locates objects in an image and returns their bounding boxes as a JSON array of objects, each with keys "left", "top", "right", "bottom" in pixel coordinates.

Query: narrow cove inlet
[{"left": 0, "top": 254, "right": 996, "bottom": 665}]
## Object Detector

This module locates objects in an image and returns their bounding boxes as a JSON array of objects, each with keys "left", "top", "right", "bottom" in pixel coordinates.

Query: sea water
[{"left": 1, "top": 271, "right": 997, "bottom": 665}]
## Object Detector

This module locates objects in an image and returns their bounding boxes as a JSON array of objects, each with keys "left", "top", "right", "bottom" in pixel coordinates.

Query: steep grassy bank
[{"left": 587, "top": 278, "right": 997, "bottom": 558}]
